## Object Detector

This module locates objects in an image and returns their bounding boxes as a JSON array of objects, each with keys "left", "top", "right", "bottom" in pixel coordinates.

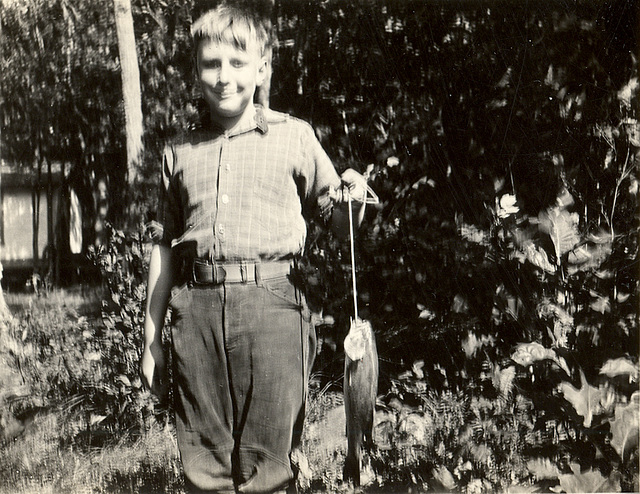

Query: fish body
[{"left": 343, "top": 319, "right": 378, "bottom": 486}]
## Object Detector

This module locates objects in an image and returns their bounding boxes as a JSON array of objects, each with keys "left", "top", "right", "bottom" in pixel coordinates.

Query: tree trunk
[
  {"left": 46, "top": 157, "right": 56, "bottom": 283},
  {"left": 113, "top": 0, "right": 144, "bottom": 197},
  {"left": 0, "top": 171, "right": 9, "bottom": 322},
  {"left": 32, "top": 148, "right": 42, "bottom": 268},
  {"left": 0, "top": 25, "right": 8, "bottom": 318},
  {"left": 0, "top": 261, "right": 9, "bottom": 323}
]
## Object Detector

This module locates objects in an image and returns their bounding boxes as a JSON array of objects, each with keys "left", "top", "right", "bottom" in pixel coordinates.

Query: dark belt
[{"left": 190, "top": 259, "right": 292, "bottom": 285}]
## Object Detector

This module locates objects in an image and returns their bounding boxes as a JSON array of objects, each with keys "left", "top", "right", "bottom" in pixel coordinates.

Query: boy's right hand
[{"left": 140, "top": 341, "right": 169, "bottom": 401}]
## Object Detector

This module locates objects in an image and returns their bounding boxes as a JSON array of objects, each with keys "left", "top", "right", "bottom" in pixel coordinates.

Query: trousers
[{"left": 168, "top": 274, "right": 315, "bottom": 493}]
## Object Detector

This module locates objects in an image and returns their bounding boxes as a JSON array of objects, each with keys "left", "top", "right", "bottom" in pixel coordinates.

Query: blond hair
[{"left": 191, "top": 4, "right": 271, "bottom": 57}]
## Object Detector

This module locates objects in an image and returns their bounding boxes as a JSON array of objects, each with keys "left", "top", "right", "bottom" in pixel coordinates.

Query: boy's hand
[
  {"left": 340, "top": 168, "right": 368, "bottom": 203},
  {"left": 140, "top": 341, "right": 169, "bottom": 401},
  {"left": 328, "top": 168, "right": 370, "bottom": 237}
]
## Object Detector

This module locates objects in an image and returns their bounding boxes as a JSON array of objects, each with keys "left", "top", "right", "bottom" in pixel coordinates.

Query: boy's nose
[{"left": 218, "top": 61, "right": 231, "bottom": 84}]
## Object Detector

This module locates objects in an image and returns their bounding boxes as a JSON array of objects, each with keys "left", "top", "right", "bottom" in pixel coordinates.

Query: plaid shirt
[{"left": 153, "top": 105, "right": 341, "bottom": 261}]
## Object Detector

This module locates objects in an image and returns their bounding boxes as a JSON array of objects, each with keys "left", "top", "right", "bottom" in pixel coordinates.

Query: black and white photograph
[{"left": 0, "top": 0, "right": 638, "bottom": 492}]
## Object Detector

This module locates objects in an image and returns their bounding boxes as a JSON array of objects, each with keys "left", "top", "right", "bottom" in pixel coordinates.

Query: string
[{"left": 347, "top": 190, "right": 359, "bottom": 322}]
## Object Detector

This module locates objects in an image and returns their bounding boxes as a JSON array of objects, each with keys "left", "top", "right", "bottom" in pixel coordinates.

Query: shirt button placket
[{"left": 216, "top": 139, "right": 230, "bottom": 250}]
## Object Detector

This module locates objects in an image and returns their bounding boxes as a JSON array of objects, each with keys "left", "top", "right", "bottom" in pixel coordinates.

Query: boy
[{"left": 141, "top": 4, "right": 368, "bottom": 493}]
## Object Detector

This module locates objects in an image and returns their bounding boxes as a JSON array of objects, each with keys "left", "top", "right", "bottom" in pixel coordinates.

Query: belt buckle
[
  {"left": 213, "top": 263, "right": 226, "bottom": 284},
  {"left": 192, "top": 259, "right": 226, "bottom": 285}
]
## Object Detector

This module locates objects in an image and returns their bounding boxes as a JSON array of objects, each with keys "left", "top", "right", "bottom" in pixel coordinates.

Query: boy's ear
[{"left": 256, "top": 56, "right": 268, "bottom": 86}]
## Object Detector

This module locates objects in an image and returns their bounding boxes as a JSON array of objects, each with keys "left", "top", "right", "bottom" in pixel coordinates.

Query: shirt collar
[
  {"left": 212, "top": 105, "right": 269, "bottom": 137},
  {"left": 253, "top": 106, "right": 268, "bottom": 134}
]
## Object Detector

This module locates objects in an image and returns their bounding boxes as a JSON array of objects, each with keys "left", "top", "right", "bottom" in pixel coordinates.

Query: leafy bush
[
  {"left": 372, "top": 368, "right": 533, "bottom": 492},
  {"left": 88, "top": 223, "right": 168, "bottom": 432},
  {"left": 283, "top": 4, "right": 638, "bottom": 491},
  {"left": 0, "top": 293, "right": 101, "bottom": 414},
  {"left": 0, "top": 225, "right": 165, "bottom": 443},
  {"left": 0, "top": 290, "right": 145, "bottom": 449}
]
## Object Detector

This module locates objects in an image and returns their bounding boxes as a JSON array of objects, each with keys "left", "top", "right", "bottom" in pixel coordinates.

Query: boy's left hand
[
  {"left": 328, "top": 169, "right": 370, "bottom": 237},
  {"left": 140, "top": 341, "right": 169, "bottom": 402},
  {"left": 340, "top": 168, "right": 368, "bottom": 203}
]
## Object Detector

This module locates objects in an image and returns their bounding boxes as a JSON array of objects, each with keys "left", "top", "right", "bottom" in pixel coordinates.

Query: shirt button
[
  {"left": 218, "top": 224, "right": 225, "bottom": 234},
  {"left": 221, "top": 194, "right": 229, "bottom": 204},
  {"left": 224, "top": 163, "right": 231, "bottom": 171}
]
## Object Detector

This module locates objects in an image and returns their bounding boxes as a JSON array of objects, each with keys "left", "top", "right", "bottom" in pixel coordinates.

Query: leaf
[
  {"left": 567, "top": 234, "right": 612, "bottom": 274},
  {"left": 527, "top": 457, "right": 559, "bottom": 479},
  {"left": 558, "top": 463, "right": 621, "bottom": 493},
  {"left": 492, "top": 365, "right": 516, "bottom": 397},
  {"left": 610, "top": 392, "right": 640, "bottom": 461},
  {"left": 600, "top": 358, "right": 638, "bottom": 380},
  {"left": 462, "top": 332, "right": 496, "bottom": 358},
  {"left": 399, "top": 413, "right": 428, "bottom": 444},
  {"left": 417, "top": 303, "right": 436, "bottom": 320},
  {"left": 537, "top": 301, "right": 573, "bottom": 326},
  {"left": 511, "top": 342, "right": 568, "bottom": 374},
  {"left": 616, "top": 292, "right": 631, "bottom": 303},
  {"left": 89, "top": 414, "right": 107, "bottom": 426},
  {"left": 432, "top": 466, "right": 457, "bottom": 491},
  {"left": 589, "top": 292, "right": 611, "bottom": 314},
  {"left": 537, "top": 300, "right": 574, "bottom": 347},
  {"left": 116, "top": 374, "right": 131, "bottom": 387},
  {"left": 523, "top": 242, "right": 556, "bottom": 273},
  {"left": 497, "top": 193, "right": 519, "bottom": 218},
  {"left": 452, "top": 294, "right": 470, "bottom": 314},
  {"left": 412, "top": 360, "right": 425, "bottom": 379},
  {"left": 411, "top": 176, "right": 428, "bottom": 189},
  {"left": 459, "top": 222, "right": 489, "bottom": 245},
  {"left": 559, "top": 370, "right": 604, "bottom": 427},
  {"left": 386, "top": 156, "right": 399, "bottom": 167},
  {"left": 538, "top": 208, "right": 581, "bottom": 259}
]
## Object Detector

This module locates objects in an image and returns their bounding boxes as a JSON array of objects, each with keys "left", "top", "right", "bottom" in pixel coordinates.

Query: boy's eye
[
  {"left": 201, "top": 59, "right": 222, "bottom": 69},
  {"left": 231, "top": 59, "right": 247, "bottom": 68}
]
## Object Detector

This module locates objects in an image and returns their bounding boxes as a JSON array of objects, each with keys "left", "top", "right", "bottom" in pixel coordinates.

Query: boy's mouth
[{"left": 216, "top": 90, "right": 237, "bottom": 99}]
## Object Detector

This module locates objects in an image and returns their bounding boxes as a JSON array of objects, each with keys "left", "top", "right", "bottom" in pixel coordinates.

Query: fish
[{"left": 343, "top": 318, "right": 378, "bottom": 486}]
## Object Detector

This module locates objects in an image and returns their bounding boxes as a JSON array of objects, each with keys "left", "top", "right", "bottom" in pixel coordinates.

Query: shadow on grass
[{"left": 104, "top": 464, "right": 184, "bottom": 494}]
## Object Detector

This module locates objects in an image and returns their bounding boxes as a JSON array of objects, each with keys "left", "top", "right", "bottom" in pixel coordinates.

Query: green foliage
[
  {"left": 0, "top": 224, "right": 161, "bottom": 444},
  {"left": 451, "top": 175, "right": 637, "bottom": 491},
  {"left": 1, "top": 0, "right": 124, "bottom": 173}
]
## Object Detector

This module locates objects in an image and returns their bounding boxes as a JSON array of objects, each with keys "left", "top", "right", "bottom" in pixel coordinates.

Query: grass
[
  {"left": 3, "top": 285, "right": 103, "bottom": 316},
  {"left": 0, "top": 287, "right": 184, "bottom": 494},
  {"left": 0, "top": 411, "right": 183, "bottom": 494}
]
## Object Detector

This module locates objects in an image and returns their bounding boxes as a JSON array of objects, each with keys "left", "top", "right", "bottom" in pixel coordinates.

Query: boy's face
[{"left": 197, "top": 40, "right": 267, "bottom": 128}]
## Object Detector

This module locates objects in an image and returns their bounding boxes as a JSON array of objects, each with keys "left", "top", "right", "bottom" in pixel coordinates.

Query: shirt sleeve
[
  {"left": 149, "top": 145, "right": 181, "bottom": 247},
  {"left": 297, "top": 122, "right": 342, "bottom": 220}
]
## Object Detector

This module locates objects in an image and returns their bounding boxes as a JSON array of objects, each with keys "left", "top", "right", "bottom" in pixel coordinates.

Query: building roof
[{"left": 1, "top": 162, "right": 64, "bottom": 189}]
